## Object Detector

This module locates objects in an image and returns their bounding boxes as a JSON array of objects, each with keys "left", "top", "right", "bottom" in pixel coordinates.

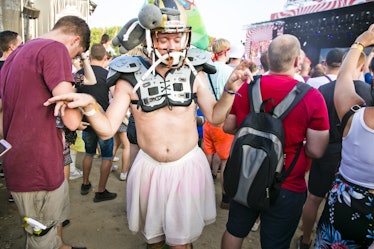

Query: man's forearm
[
  {"left": 211, "top": 91, "right": 236, "bottom": 126},
  {"left": 82, "top": 103, "right": 117, "bottom": 140}
]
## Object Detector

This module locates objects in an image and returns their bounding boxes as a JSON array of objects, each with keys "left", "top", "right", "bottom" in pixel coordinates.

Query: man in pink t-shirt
[
  {"left": 221, "top": 34, "right": 330, "bottom": 249},
  {"left": 0, "top": 16, "right": 90, "bottom": 249}
]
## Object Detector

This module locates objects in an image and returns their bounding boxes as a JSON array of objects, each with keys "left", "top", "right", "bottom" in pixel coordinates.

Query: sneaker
[
  {"left": 93, "top": 189, "right": 117, "bottom": 202},
  {"left": 8, "top": 194, "right": 14, "bottom": 203},
  {"left": 69, "top": 169, "right": 83, "bottom": 180},
  {"left": 297, "top": 236, "right": 311, "bottom": 249},
  {"left": 112, "top": 156, "right": 119, "bottom": 162},
  {"left": 111, "top": 165, "right": 118, "bottom": 172},
  {"left": 0, "top": 168, "right": 4, "bottom": 177},
  {"left": 119, "top": 172, "right": 127, "bottom": 181},
  {"left": 80, "top": 182, "right": 92, "bottom": 195},
  {"left": 251, "top": 220, "right": 260, "bottom": 232}
]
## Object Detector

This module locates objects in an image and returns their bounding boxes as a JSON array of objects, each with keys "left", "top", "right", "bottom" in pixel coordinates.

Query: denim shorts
[
  {"left": 226, "top": 188, "right": 306, "bottom": 249},
  {"left": 82, "top": 129, "right": 113, "bottom": 160},
  {"left": 118, "top": 122, "right": 127, "bottom": 133}
]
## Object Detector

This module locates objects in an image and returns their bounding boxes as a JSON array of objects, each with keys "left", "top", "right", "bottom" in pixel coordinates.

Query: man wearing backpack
[{"left": 220, "top": 34, "right": 330, "bottom": 249}]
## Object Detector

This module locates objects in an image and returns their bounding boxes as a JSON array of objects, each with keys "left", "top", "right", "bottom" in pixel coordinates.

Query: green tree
[{"left": 90, "top": 26, "right": 122, "bottom": 55}]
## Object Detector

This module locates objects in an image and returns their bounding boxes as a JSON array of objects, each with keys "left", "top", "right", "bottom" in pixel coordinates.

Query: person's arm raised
[
  {"left": 334, "top": 24, "right": 374, "bottom": 127},
  {"left": 81, "top": 52, "right": 96, "bottom": 85}
]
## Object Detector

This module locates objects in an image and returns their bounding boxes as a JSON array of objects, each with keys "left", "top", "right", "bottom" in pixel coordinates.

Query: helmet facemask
[
  {"left": 143, "top": 11, "right": 191, "bottom": 68},
  {"left": 152, "top": 28, "right": 191, "bottom": 68}
]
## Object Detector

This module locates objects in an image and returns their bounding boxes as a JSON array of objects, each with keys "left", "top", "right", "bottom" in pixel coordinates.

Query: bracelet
[
  {"left": 224, "top": 87, "right": 241, "bottom": 97},
  {"left": 351, "top": 42, "right": 364, "bottom": 52},
  {"left": 83, "top": 103, "right": 99, "bottom": 117}
]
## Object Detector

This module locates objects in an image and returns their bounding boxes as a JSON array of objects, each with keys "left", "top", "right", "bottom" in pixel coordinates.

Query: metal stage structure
[{"left": 245, "top": 0, "right": 374, "bottom": 66}]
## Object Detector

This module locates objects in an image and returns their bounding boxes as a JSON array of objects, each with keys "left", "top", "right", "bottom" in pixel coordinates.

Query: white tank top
[{"left": 339, "top": 107, "right": 374, "bottom": 189}]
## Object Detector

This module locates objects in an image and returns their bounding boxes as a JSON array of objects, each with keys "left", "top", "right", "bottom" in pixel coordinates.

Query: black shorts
[
  {"left": 307, "top": 143, "right": 341, "bottom": 198},
  {"left": 126, "top": 114, "right": 137, "bottom": 145}
]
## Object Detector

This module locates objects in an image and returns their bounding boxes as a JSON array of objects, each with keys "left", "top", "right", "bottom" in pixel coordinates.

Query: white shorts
[{"left": 127, "top": 146, "right": 216, "bottom": 246}]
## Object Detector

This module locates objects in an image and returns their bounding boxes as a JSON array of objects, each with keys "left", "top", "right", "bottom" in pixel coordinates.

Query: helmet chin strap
[
  {"left": 132, "top": 51, "right": 205, "bottom": 93},
  {"left": 154, "top": 48, "right": 186, "bottom": 68},
  {"left": 132, "top": 52, "right": 175, "bottom": 93}
]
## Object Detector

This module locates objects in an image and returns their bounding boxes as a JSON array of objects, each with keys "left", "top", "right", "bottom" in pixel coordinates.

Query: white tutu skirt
[{"left": 127, "top": 146, "right": 216, "bottom": 245}]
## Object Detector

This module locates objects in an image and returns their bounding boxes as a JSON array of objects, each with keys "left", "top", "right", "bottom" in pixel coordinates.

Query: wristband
[
  {"left": 224, "top": 87, "right": 241, "bottom": 97},
  {"left": 351, "top": 42, "right": 364, "bottom": 52},
  {"left": 83, "top": 103, "right": 99, "bottom": 117}
]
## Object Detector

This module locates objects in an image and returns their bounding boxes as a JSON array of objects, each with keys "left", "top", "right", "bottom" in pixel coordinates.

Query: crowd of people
[{"left": 1, "top": 1, "right": 374, "bottom": 249}]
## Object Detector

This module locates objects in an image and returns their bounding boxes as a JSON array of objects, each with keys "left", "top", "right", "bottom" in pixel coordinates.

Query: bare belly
[
  {"left": 132, "top": 105, "right": 199, "bottom": 162},
  {"left": 139, "top": 136, "right": 198, "bottom": 162}
]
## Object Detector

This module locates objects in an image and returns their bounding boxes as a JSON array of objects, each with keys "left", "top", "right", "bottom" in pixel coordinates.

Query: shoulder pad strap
[{"left": 108, "top": 55, "right": 142, "bottom": 73}]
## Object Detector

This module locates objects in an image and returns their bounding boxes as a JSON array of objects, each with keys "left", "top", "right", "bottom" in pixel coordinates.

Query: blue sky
[{"left": 89, "top": 0, "right": 286, "bottom": 44}]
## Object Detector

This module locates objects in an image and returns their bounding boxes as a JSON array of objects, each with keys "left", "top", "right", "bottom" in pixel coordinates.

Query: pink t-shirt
[
  {"left": 230, "top": 74, "right": 329, "bottom": 193},
  {"left": 0, "top": 38, "right": 74, "bottom": 192}
]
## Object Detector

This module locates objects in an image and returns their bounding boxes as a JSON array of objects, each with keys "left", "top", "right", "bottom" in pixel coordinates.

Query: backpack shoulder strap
[
  {"left": 207, "top": 74, "right": 218, "bottom": 101},
  {"left": 273, "top": 82, "right": 312, "bottom": 120},
  {"left": 248, "top": 75, "right": 263, "bottom": 113},
  {"left": 280, "top": 142, "right": 303, "bottom": 181},
  {"left": 339, "top": 104, "right": 365, "bottom": 135}
]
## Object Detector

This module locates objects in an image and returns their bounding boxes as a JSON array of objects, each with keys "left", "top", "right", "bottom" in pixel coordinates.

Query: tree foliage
[{"left": 90, "top": 26, "right": 122, "bottom": 55}]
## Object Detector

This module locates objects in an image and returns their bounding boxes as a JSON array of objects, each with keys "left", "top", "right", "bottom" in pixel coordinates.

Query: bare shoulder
[
  {"left": 364, "top": 107, "right": 374, "bottom": 129},
  {"left": 113, "top": 79, "right": 135, "bottom": 97}
]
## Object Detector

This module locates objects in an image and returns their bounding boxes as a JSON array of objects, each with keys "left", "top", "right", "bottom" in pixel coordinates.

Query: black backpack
[{"left": 223, "top": 76, "right": 311, "bottom": 210}]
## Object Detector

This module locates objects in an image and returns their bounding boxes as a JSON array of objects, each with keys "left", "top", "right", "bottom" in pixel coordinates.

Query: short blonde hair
[
  {"left": 126, "top": 46, "right": 146, "bottom": 57},
  {"left": 212, "top": 38, "right": 230, "bottom": 54}
]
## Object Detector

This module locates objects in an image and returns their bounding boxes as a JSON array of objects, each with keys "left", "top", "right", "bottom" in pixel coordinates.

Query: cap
[
  {"left": 325, "top": 48, "right": 344, "bottom": 67},
  {"left": 230, "top": 43, "right": 244, "bottom": 59}
]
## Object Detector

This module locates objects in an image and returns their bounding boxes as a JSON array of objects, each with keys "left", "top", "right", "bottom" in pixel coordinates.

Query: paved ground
[{"left": 0, "top": 149, "right": 310, "bottom": 249}]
